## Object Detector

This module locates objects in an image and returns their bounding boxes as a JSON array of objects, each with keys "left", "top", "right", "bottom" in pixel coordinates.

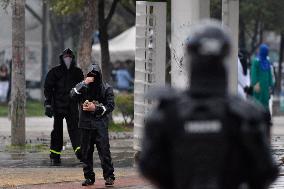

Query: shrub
[{"left": 115, "top": 93, "right": 134, "bottom": 127}]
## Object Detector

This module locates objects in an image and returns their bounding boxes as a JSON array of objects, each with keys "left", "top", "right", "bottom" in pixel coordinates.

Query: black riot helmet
[{"left": 186, "top": 20, "right": 232, "bottom": 96}]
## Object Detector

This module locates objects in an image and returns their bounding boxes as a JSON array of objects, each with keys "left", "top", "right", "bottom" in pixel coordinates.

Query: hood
[
  {"left": 259, "top": 44, "right": 269, "bottom": 58},
  {"left": 258, "top": 44, "right": 270, "bottom": 71},
  {"left": 86, "top": 64, "right": 102, "bottom": 84},
  {"left": 59, "top": 48, "right": 76, "bottom": 68}
]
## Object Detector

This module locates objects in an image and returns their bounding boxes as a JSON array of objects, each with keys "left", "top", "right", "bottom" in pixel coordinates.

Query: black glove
[
  {"left": 45, "top": 105, "right": 53, "bottom": 118},
  {"left": 244, "top": 86, "right": 253, "bottom": 96},
  {"left": 93, "top": 104, "right": 106, "bottom": 117}
]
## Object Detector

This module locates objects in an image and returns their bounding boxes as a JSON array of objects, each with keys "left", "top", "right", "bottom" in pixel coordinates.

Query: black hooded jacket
[
  {"left": 70, "top": 64, "right": 115, "bottom": 129},
  {"left": 44, "top": 49, "right": 84, "bottom": 114}
]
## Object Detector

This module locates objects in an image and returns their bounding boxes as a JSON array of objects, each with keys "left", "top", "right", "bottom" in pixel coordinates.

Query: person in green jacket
[{"left": 251, "top": 44, "right": 274, "bottom": 111}]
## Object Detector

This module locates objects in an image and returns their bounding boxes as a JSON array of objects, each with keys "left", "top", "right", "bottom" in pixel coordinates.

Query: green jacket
[{"left": 250, "top": 57, "right": 273, "bottom": 110}]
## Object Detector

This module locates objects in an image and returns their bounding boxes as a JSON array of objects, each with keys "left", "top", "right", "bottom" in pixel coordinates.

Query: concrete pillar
[
  {"left": 222, "top": 0, "right": 239, "bottom": 93},
  {"left": 134, "top": 2, "right": 167, "bottom": 151},
  {"left": 171, "top": 0, "right": 210, "bottom": 89}
]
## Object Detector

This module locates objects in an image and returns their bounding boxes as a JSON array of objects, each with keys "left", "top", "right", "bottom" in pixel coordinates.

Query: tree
[
  {"left": 77, "top": 0, "right": 96, "bottom": 74},
  {"left": 50, "top": 0, "right": 121, "bottom": 78},
  {"left": 98, "top": 0, "right": 119, "bottom": 82},
  {"left": 49, "top": 0, "right": 84, "bottom": 68},
  {"left": 11, "top": 0, "right": 26, "bottom": 145}
]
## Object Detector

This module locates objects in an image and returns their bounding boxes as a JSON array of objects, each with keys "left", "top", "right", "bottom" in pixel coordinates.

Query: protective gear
[
  {"left": 44, "top": 48, "right": 84, "bottom": 162},
  {"left": 63, "top": 57, "right": 72, "bottom": 69},
  {"left": 70, "top": 63, "right": 115, "bottom": 182},
  {"left": 45, "top": 104, "right": 53, "bottom": 118},
  {"left": 186, "top": 20, "right": 231, "bottom": 96},
  {"left": 139, "top": 20, "right": 278, "bottom": 189}
]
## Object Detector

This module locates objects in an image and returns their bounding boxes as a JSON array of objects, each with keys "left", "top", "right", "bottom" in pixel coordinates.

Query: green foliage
[
  {"left": 0, "top": 0, "right": 10, "bottom": 10},
  {"left": 109, "top": 121, "right": 133, "bottom": 132},
  {"left": 50, "top": 0, "right": 84, "bottom": 15},
  {"left": 115, "top": 93, "right": 134, "bottom": 126},
  {"left": 211, "top": 0, "right": 284, "bottom": 55},
  {"left": 0, "top": 100, "right": 44, "bottom": 117}
]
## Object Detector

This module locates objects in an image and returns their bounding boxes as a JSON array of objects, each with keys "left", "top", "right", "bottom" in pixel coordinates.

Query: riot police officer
[
  {"left": 44, "top": 48, "right": 83, "bottom": 166},
  {"left": 139, "top": 20, "right": 278, "bottom": 189}
]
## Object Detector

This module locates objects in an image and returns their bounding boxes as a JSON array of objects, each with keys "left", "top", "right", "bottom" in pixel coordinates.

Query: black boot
[
  {"left": 75, "top": 149, "right": 82, "bottom": 162},
  {"left": 82, "top": 178, "right": 95, "bottom": 186},
  {"left": 50, "top": 158, "right": 61, "bottom": 166},
  {"left": 105, "top": 177, "right": 115, "bottom": 187}
]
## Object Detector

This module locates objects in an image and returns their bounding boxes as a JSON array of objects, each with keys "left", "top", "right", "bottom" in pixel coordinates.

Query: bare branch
[
  {"left": 25, "top": 3, "right": 42, "bottom": 24},
  {"left": 106, "top": 0, "right": 120, "bottom": 26},
  {"left": 119, "top": 1, "right": 135, "bottom": 16}
]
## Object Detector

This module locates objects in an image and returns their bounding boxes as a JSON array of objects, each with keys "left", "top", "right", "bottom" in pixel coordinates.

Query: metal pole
[
  {"left": 222, "top": 0, "right": 239, "bottom": 94},
  {"left": 171, "top": 0, "right": 210, "bottom": 89}
]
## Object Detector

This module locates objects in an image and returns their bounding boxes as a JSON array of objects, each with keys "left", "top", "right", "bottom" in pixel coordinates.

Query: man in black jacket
[
  {"left": 139, "top": 20, "right": 279, "bottom": 189},
  {"left": 70, "top": 63, "right": 115, "bottom": 187},
  {"left": 44, "top": 48, "right": 83, "bottom": 166}
]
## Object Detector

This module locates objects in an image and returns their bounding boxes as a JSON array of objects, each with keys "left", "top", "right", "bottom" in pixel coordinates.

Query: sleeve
[
  {"left": 78, "top": 69, "right": 84, "bottom": 84},
  {"left": 70, "top": 81, "right": 88, "bottom": 101},
  {"left": 125, "top": 71, "right": 133, "bottom": 83},
  {"left": 94, "top": 86, "right": 115, "bottom": 116},
  {"left": 240, "top": 115, "right": 279, "bottom": 188},
  {"left": 269, "top": 65, "right": 274, "bottom": 88},
  {"left": 44, "top": 70, "right": 55, "bottom": 106},
  {"left": 139, "top": 107, "right": 173, "bottom": 188},
  {"left": 250, "top": 58, "right": 259, "bottom": 86}
]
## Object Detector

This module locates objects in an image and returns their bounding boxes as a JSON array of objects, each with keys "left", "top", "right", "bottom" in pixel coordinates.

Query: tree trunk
[
  {"left": 77, "top": 0, "right": 96, "bottom": 75},
  {"left": 277, "top": 33, "right": 284, "bottom": 94},
  {"left": 49, "top": 13, "right": 64, "bottom": 68},
  {"left": 98, "top": 0, "right": 111, "bottom": 83},
  {"left": 11, "top": 0, "right": 26, "bottom": 145},
  {"left": 41, "top": 0, "right": 48, "bottom": 101}
]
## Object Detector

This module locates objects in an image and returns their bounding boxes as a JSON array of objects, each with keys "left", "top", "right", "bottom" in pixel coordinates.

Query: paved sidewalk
[
  {"left": 0, "top": 168, "right": 153, "bottom": 189},
  {"left": 11, "top": 176, "right": 152, "bottom": 189},
  {"left": 0, "top": 116, "right": 284, "bottom": 188}
]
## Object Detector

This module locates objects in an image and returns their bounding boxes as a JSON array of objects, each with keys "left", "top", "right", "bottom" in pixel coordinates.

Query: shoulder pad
[
  {"left": 145, "top": 86, "right": 180, "bottom": 101},
  {"left": 228, "top": 96, "right": 266, "bottom": 121}
]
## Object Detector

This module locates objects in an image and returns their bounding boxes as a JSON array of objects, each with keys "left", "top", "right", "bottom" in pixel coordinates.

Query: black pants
[
  {"left": 81, "top": 127, "right": 115, "bottom": 180},
  {"left": 50, "top": 112, "right": 81, "bottom": 159}
]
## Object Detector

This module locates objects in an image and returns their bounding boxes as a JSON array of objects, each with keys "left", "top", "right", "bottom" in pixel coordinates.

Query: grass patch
[
  {"left": 5, "top": 144, "right": 49, "bottom": 152},
  {"left": 0, "top": 100, "right": 44, "bottom": 117},
  {"left": 109, "top": 122, "right": 133, "bottom": 132},
  {"left": 26, "top": 100, "right": 44, "bottom": 117},
  {"left": 0, "top": 103, "right": 8, "bottom": 117}
]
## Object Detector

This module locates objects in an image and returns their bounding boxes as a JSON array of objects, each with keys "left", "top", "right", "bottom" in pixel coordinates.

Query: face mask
[{"left": 63, "top": 57, "right": 72, "bottom": 69}]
